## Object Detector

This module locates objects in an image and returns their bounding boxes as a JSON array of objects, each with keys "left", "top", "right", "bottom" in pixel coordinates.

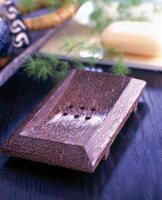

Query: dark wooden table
[{"left": 0, "top": 67, "right": 162, "bottom": 200}]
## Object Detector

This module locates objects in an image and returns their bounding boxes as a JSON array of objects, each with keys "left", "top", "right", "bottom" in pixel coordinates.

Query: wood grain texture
[
  {"left": 2, "top": 69, "right": 146, "bottom": 172},
  {"left": 0, "top": 66, "right": 161, "bottom": 199}
]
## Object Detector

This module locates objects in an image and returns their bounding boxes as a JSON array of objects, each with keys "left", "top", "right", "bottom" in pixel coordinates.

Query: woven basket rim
[
  {"left": 23, "top": 4, "right": 78, "bottom": 31},
  {"left": 22, "top": 6, "right": 57, "bottom": 20}
]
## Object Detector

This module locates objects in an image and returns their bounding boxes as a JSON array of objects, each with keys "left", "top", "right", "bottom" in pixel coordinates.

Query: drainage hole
[
  {"left": 91, "top": 107, "right": 96, "bottom": 111},
  {"left": 63, "top": 113, "right": 68, "bottom": 116},
  {"left": 74, "top": 115, "right": 80, "bottom": 119},
  {"left": 85, "top": 116, "right": 91, "bottom": 120},
  {"left": 80, "top": 106, "right": 85, "bottom": 110},
  {"left": 69, "top": 105, "right": 73, "bottom": 108}
]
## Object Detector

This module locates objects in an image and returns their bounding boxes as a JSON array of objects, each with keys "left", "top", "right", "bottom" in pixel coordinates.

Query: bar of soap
[{"left": 100, "top": 21, "right": 162, "bottom": 57}]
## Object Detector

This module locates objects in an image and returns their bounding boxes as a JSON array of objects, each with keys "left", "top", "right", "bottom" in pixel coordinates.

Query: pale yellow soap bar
[{"left": 100, "top": 21, "right": 162, "bottom": 57}]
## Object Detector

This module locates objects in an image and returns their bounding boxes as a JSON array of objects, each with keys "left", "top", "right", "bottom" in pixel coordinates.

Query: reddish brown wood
[{"left": 1, "top": 69, "right": 146, "bottom": 172}]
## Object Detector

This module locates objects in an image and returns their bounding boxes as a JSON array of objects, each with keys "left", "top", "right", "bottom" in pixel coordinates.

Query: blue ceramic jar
[{"left": 0, "top": 17, "right": 11, "bottom": 56}]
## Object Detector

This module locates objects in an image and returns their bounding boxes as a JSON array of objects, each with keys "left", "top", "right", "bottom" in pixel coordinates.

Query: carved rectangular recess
[{"left": 2, "top": 69, "right": 146, "bottom": 172}]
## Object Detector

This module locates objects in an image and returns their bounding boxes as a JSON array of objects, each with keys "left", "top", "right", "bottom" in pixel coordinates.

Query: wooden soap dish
[{"left": 2, "top": 69, "right": 146, "bottom": 172}]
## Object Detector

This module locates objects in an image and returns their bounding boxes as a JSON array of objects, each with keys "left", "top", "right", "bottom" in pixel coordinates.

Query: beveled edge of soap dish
[
  {"left": 85, "top": 78, "right": 146, "bottom": 171},
  {"left": 1, "top": 70, "right": 146, "bottom": 173}
]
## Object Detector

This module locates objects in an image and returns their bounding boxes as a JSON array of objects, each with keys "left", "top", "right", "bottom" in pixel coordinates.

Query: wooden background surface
[{"left": 0, "top": 66, "right": 162, "bottom": 200}]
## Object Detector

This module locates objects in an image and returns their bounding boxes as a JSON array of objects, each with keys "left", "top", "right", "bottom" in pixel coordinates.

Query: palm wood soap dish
[{"left": 2, "top": 69, "right": 146, "bottom": 172}]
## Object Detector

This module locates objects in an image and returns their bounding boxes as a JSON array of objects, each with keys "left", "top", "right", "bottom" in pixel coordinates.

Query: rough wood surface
[
  {"left": 2, "top": 69, "right": 146, "bottom": 172},
  {"left": 0, "top": 66, "right": 162, "bottom": 199}
]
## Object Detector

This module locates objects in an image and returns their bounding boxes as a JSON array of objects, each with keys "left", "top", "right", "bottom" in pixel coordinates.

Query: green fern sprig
[
  {"left": 24, "top": 55, "right": 71, "bottom": 81},
  {"left": 24, "top": 31, "right": 130, "bottom": 81},
  {"left": 111, "top": 56, "right": 130, "bottom": 76}
]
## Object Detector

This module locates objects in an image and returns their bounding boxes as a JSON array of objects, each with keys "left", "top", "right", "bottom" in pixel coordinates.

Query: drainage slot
[
  {"left": 69, "top": 105, "right": 73, "bottom": 108},
  {"left": 85, "top": 116, "right": 91, "bottom": 120},
  {"left": 74, "top": 115, "right": 80, "bottom": 119},
  {"left": 91, "top": 108, "right": 96, "bottom": 111}
]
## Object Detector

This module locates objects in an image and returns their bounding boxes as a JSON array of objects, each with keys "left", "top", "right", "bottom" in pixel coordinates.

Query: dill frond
[{"left": 111, "top": 56, "right": 130, "bottom": 76}]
